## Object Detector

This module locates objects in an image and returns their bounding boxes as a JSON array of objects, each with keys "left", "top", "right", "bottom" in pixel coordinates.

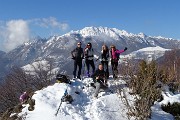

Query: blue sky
[{"left": 0, "top": 0, "right": 180, "bottom": 51}]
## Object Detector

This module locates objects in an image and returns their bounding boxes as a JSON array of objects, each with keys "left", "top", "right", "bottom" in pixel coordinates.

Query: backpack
[
  {"left": 56, "top": 74, "right": 71, "bottom": 84},
  {"left": 61, "top": 94, "right": 73, "bottom": 104}
]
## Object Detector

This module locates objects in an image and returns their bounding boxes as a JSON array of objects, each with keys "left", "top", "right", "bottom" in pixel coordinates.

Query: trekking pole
[
  {"left": 55, "top": 98, "right": 63, "bottom": 116},
  {"left": 55, "top": 87, "right": 68, "bottom": 116}
]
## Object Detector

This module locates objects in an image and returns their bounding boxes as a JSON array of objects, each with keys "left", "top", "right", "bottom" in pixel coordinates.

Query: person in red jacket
[{"left": 110, "top": 45, "right": 127, "bottom": 79}]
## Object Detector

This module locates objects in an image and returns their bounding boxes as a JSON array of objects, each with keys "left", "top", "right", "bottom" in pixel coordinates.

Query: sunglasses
[{"left": 77, "top": 43, "right": 81, "bottom": 45}]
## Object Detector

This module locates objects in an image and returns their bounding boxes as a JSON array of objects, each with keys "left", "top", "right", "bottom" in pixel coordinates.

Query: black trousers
[
  {"left": 111, "top": 59, "right": 118, "bottom": 78},
  {"left": 73, "top": 60, "right": 82, "bottom": 77},
  {"left": 101, "top": 61, "right": 109, "bottom": 78},
  {"left": 85, "top": 59, "right": 95, "bottom": 75}
]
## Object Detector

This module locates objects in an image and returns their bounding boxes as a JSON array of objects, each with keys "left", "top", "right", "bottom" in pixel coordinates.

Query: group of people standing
[
  {"left": 71, "top": 42, "right": 127, "bottom": 98},
  {"left": 71, "top": 42, "right": 127, "bottom": 80}
]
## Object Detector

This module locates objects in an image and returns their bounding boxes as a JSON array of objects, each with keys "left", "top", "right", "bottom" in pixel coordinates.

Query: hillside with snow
[
  {"left": 15, "top": 76, "right": 179, "bottom": 120},
  {"left": 18, "top": 77, "right": 132, "bottom": 120},
  {"left": 123, "top": 46, "right": 171, "bottom": 60}
]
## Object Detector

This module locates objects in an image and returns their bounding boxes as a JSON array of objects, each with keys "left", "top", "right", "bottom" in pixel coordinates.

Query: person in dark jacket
[
  {"left": 110, "top": 45, "right": 127, "bottom": 79},
  {"left": 84, "top": 42, "right": 95, "bottom": 77},
  {"left": 100, "top": 44, "right": 109, "bottom": 79},
  {"left": 91, "top": 64, "right": 108, "bottom": 98},
  {"left": 71, "top": 42, "right": 84, "bottom": 79}
]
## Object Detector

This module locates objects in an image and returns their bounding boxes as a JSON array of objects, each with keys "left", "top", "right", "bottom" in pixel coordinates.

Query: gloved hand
[
  {"left": 124, "top": 47, "right": 127, "bottom": 51},
  {"left": 96, "top": 76, "right": 99, "bottom": 80}
]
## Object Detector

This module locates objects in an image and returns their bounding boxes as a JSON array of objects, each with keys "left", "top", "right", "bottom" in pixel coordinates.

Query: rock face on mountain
[{"left": 1, "top": 26, "right": 180, "bottom": 78}]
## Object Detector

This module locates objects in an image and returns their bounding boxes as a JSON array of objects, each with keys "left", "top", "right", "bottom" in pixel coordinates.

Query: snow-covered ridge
[
  {"left": 17, "top": 76, "right": 177, "bottom": 120},
  {"left": 124, "top": 46, "right": 171, "bottom": 60},
  {"left": 153, "top": 36, "right": 175, "bottom": 40},
  {"left": 18, "top": 77, "right": 135, "bottom": 120},
  {"left": 75, "top": 26, "right": 136, "bottom": 39},
  {"left": 62, "top": 26, "right": 176, "bottom": 41},
  {"left": 135, "top": 46, "right": 170, "bottom": 52},
  {"left": 62, "top": 26, "right": 136, "bottom": 39}
]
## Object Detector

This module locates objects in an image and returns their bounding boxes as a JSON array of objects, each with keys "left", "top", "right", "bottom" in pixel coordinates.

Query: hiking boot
[
  {"left": 87, "top": 74, "right": 91, "bottom": 77},
  {"left": 113, "top": 75, "right": 117, "bottom": 79},
  {"left": 77, "top": 76, "right": 81, "bottom": 80},
  {"left": 86, "top": 72, "right": 90, "bottom": 77}
]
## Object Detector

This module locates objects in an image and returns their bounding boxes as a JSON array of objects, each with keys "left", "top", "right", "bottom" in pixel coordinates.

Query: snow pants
[{"left": 94, "top": 82, "right": 107, "bottom": 97}]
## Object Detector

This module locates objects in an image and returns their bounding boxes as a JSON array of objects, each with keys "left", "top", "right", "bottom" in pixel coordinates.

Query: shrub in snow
[
  {"left": 161, "top": 102, "right": 180, "bottom": 119},
  {"left": 127, "top": 60, "right": 161, "bottom": 119}
]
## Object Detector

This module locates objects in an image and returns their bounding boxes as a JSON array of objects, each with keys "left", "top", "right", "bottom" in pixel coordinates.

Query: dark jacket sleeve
[
  {"left": 91, "top": 70, "right": 98, "bottom": 79},
  {"left": 71, "top": 49, "right": 75, "bottom": 57}
]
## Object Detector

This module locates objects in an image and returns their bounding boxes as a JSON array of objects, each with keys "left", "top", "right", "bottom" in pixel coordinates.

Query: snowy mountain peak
[
  {"left": 62, "top": 26, "right": 177, "bottom": 43},
  {"left": 138, "top": 32, "right": 147, "bottom": 38},
  {"left": 73, "top": 26, "right": 134, "bottom": 39},
  {"left": 154, "top": 36, "right": 174, "bottom": 40},
  {"left": 79, "top": 26, "right": 117, "bottom": 37}
]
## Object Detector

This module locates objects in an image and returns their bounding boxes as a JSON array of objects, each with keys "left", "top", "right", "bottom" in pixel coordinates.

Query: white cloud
[
  {"left": 32, "top": 17, "right": 69, "bottom": 31},
  {"left": 0, "top": 17, "right": 69, "bottom": 52},
  {"left": 3, "top": 20, "right": 30, "bottom": 52}
]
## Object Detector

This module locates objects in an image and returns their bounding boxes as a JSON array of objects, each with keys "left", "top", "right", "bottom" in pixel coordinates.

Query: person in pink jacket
[{"left": 110, "top": 45, "right": 127, "bottom": 79}]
